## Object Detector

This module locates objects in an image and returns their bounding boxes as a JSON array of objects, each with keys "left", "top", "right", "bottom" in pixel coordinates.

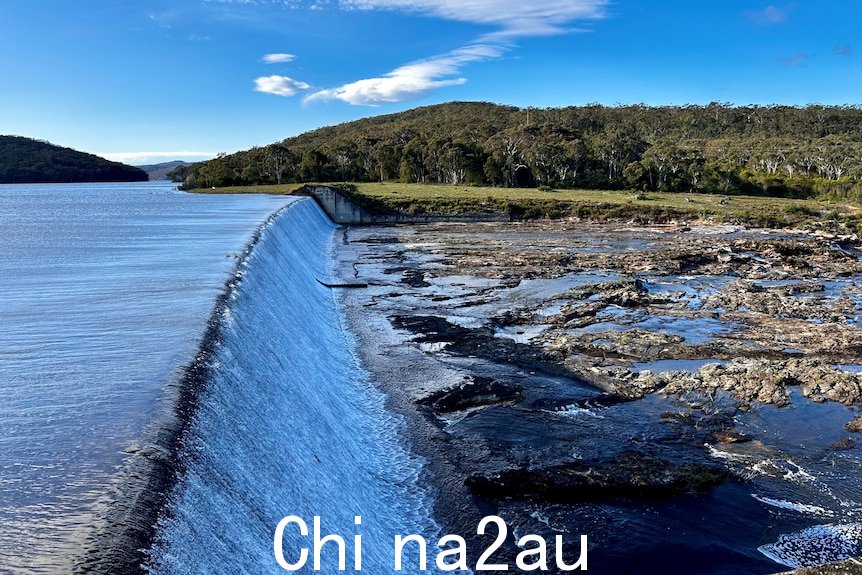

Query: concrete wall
[
  {"left": 297, "top": 186, "right": 378, "bottom": 224},
  {"left": 295, "top": 185, "right": 510, "bottom": 225}
]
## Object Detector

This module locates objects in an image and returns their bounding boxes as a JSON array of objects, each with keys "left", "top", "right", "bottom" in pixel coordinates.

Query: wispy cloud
[
  {"left": 262, "top": 52, "right": 296, "bottom": 63},
  {"left": 340, "top": 0, "right": 607, "bottom": 39},
  {"left": 255, "top": 75, "right": 312, "bottom": 96},
  {"left": 306, "top": 44, "right": 502, "bottom": 105},
  {"left": 96, "top": 151, "right": 217, "bottom": 164},
  {"left": 147, "top": 10, "right": 176, "bottom": 29},
  {"left": 307, "top": 0, "right": 608, "bottom": 105},
  {"left": 834, "top": 44, "right": 853, "bottom": 57},
  {"left": 746, "top": 4, "right": 790, "bottom": 26},
  {"left": 205, "top": 0, "right": 300, "bottom": 5},
  {"left": 781, "top": 53, "right": 809, "bottom": 68}
]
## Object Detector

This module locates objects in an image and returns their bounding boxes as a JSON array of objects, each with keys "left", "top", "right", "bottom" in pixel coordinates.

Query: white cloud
[
  {"left": 308, "top": 0, "right": 607, "bottom": 105},
  {"left": 255, "top": 75, "right": 312, "bottom": 96},
  {"left": 262, "top": 52, "right": 296, "bottom": 63},
  {"left": 206, "top": 0, "right": 300, "bottom": 5},
  {"left": 306, "top": 44, "right": 502, "bottom": 105},
  {"left": 96, "top": 151, "right": 217, "bottom": 164},
  {"left": 745, "top": 5, "right": 790, "bottom": 26},
  {"left": 340, "top": 0, "right": 607, "bottom": 38}
]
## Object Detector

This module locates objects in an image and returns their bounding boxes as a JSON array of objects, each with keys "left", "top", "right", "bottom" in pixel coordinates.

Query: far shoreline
[{"left": 188, "top": 182, "right": 862, "bottom": 234}]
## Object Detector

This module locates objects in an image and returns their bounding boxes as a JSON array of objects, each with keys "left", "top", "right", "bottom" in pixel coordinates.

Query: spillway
[{"left": 145, "top": 198, "right": 440, "bottom": 574}]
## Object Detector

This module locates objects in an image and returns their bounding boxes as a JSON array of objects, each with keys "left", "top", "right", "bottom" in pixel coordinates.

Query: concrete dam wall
[{"left": 295, "top": 185, "right": 510, "bottom": 225}]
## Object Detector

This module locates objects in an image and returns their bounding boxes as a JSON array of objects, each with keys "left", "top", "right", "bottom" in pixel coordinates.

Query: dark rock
[
  {"left": 772, "top": 240, "right": 813, "bottom": 258},
  {"left": 660, "top": 411, "right": 694, "bottom": 425},
  {"left": 391, "top": 315, "right": 579, "bottom": 379},
  {"left": 846, "top": 417, "right": 862, "bottom": 433},
  {"left": 674, "top": 252, "right": 716, "bottom": 273},
  {"left": 416, "top": 376, "right": 523, "bottom": 413},
  {"left": 401, "top": 269, "right": 432, "bottom": 288},
  {"left": 465, "top": 451, "right": 728, "bottom": 503},
  {"left": 714, "top": 430, "right": 752, "bottom": 444},
  {"left": 827, "top": 438, "right": 856, "bottom": 451}
]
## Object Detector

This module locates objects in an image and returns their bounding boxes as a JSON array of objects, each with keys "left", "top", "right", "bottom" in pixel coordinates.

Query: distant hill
[
  {"left": 137, "top": 160, "right": 188, "bottom": 181},
  {"left": 175, "top": 101, "right": 862, "bottom": 200},
  {"left": 0, "top": 136, "right": 148, "bottom": 184}
]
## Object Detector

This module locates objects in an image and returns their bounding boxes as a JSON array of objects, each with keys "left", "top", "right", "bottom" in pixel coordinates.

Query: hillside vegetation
[
  {"left": 0, "top": 136, "right": 148, "bottom": 184},
  {"left": 138, "top": 160, "right": 187, "bottom": 181},
  {"left": 173, "top": 102, "right": 862, "bottom": 200}
]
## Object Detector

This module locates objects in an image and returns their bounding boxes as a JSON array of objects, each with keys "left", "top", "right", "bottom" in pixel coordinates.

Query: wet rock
[
  {"left": 714, "top": 430, "right": 752, "bottom": 444},
  {"left": 416, "top": 376, "right": 523, "bottom": 413},
  {"left": 548, "top": 328, "right": 692, "bottom": 365},
  {"left": 827, "top": 438, "right": 856, "bottom": 451},
  {"left": 391, "top": 315, "right": 577, "bottom": 379},
  {"left": 660, "top": 411, "right": 694, "bottom": 425},
  {"left": 494, "top": 307, "right": 540, "bottom": 327},
  {"left": 783, "top": 558, "right": 862, "bottom": 575},
  {"left": 846, "top": 417, "right": 862, "bottom": 433},
  {"left": 702, "top": 280, "right": 837, "bottom": 322},
  {"left": 400, "top": 268, "right": 432, "bottom": 288},
  {"left": 655, "top": 359, "right": 862, "bottom": 407},
  {"left": 674, "top": 251, "right": 717, "bottom": 273},
  {"left": 565, "top": 279, "right": 674, "bottom": 310},
  {"left": 465, "top": 452, "right": 728, "bottom": 503}
]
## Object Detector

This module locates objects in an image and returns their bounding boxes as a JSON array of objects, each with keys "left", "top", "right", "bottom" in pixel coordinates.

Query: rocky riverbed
[{"left": 335, "top": 219, "right": 862, "bottom": 574}]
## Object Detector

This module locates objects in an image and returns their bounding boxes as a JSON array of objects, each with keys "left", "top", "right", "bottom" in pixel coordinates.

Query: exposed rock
[
  {"left": 624, "top": 359, "right": 862, "bottom": 407},
  {"left": 781, "top": 558, "right": 862, "bottom": 575},
  {"left": 714, "top": 430, "right": 752, "bottom": 444},
  {"left": 416, "top": 376, "right": 523, "bottom": 413},
  {"left": 846, "top": 417, "right": 862, "bottom": 433},
  {"left": 563, "top": 279, "right": 674, "bottom": 310},
  {"left": 827, "top": 438, "right": 856, "bottom": 451},
  {"left": 392, "top": 315, "right": 576, "bottom": 379},
  {"left": 466, "top": 452, "right": 728, "bottom": 503}
]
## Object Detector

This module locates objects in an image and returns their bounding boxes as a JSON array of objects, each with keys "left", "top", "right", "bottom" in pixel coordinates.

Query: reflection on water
[{"left": 0, "top": 182, "right": 292, "bottom": 574}]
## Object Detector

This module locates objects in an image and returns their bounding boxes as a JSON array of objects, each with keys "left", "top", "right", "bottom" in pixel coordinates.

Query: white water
[{"left": 147, "top": 199, "right": 440, "bottom": 574}]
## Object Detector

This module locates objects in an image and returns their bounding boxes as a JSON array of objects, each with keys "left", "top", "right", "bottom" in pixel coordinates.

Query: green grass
[
  {"left": 189, "top": 183, "right": 306, "bottom": 195},
  {"left": 191, "top": 182, "right": 862, "bottom": 230}
]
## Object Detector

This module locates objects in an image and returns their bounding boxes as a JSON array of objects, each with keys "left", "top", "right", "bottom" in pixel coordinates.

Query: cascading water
[{"left": 146, "top": 198, "right": 441, "bottom": 574}]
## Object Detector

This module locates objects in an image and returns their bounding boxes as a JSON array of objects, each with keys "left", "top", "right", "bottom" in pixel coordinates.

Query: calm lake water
[{"left": 0, "top": 182, "right": 292, "bottom": 573}]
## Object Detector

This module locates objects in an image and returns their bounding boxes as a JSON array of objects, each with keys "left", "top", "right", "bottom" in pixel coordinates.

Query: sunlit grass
[{"left": 192, "top": 182, "right": 861, "bottom": 229}]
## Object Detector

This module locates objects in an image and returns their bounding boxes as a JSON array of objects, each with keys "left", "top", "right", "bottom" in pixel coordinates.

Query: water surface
[{"left": 0, "top": 182, "right": 292, "bottom": 573}]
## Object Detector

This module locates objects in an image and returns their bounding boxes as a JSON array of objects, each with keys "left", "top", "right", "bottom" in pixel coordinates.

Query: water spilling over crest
[{"left": 147, "top": 199, "right": 440, "bottom": 574}]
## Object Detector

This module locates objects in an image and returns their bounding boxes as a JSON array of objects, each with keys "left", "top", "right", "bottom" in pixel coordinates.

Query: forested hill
[
  {"left": 137, "top": 160, "right": 187, "bottom": 181},
  {"left": 173, "top": 102, "right": 862, "bottom": 199},
  {"left": 0, "top": 136, "right": 148, "bottom": 184}
]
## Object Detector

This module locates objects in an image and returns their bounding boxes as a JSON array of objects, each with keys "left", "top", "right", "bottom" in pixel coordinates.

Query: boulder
[{"left": 465, "top": 451, "right": 728, "bottom": 503}]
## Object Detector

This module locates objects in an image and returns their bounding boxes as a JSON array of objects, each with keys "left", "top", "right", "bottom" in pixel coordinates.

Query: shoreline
[{"left": 189, "top": 182, "right": 862, "bottom": 234}]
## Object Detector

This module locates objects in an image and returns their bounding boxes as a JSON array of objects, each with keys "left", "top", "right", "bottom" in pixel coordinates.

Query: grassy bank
[{"left": 191, "top": 182, "right": 862, "bottom": 231}]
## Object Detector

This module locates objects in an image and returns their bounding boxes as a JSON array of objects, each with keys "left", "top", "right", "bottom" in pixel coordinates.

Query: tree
[{"left": 299, "top": 150, "right": 327, "bottom": 182}]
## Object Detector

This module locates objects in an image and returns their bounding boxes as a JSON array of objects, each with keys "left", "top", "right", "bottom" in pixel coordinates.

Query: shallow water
[
  {"left": 721, "top": 390, "right": 862, "bottom": 568},
  {"left": 339, "top": 221, "right": 862, "bottom": 573},
  {"left": 0, "top": 182, "right": 293, "bottom": 574}
]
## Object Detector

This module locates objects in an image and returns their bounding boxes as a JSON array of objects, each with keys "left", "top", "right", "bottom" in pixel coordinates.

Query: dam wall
[
  {"left": 296, "top": 185, "right": 510, "bottom": 224},
  {"left": 144, "top": 197, "right": 440, "bottom": 573}
]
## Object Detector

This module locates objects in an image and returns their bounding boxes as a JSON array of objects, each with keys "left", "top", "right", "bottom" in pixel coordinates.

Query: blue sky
[{"left": 0, "top": 1, "right": 859, "bottom": 165}]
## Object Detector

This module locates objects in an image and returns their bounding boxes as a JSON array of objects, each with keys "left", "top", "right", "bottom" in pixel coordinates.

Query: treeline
[
  {"left": 172, "top": 102, "right": 862, "bottom": 199},
  {"left": 0, "top": 136, "right": 148, "bottom": 184}
]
